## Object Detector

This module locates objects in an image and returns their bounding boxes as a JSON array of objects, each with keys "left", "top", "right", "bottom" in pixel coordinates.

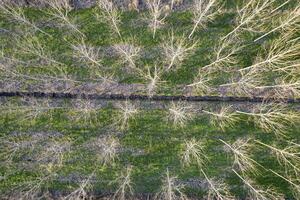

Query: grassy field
[{"left": 0, "top": 0, "right": 300, "bottom": 199}]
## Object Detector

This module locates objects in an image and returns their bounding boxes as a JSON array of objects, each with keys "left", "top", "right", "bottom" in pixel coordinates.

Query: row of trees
[{"left": 0, "top": 0, "right": 299, "bottom": 99}]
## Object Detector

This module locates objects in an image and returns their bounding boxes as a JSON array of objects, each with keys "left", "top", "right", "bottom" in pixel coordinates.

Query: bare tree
[
  {"left": 201, "top": 169, "right": 234, "bottom": 200},
  {"left": 202, "top": 106, "right": 239, "bottom": 131},
  {"left": 97, "top": 0, "right": 122, "bottom": 38},
  {"left": 255, "top": 78, "right": 300, "bottom": 99},
  {"left": 220, "top": 138, "right": 260, "bottom": 174},
  {"left": 256, "top": 140, "right": 300, "bottom": 174},
  {"left": 181, "top": 138, "right": 208, "bottom": 167},
  {"left": 236, "top": 103, "right": 299, "bottom": 136},
  {"left": 222, "top": 0, "right": 277, "bottom": 40},
  {"left": 43, "top": 0, "right": 84, "bottom": 36},
  {"left": 220, "top": 69, "right": 263, "bottom": 97},
  {"left": 168, "top": 102, "right": 194, "bottom": 127},
  {"left": 270, "top": 170, "right": 300, "bottom": 199},
  {"left": 146, "top": 0, "right": 169, "bottom": 39},
  {"left": 69, "top": 99, "right": 101, "bottom": 125},
  {"left": 142, "top": 65, "right": 164, "bottom": 97},
  {"left": 112, "top": 166, "right": 134, "bottom": 200},
  {"left": 254, "top": 4, "right": 300, "bottom": 42},
  {"left": 63, "top": 173, "right": 94, "bottom": 200},
  {"left": 162, "top": 32, "right": 197, "bottom": 70},
  {"left": 0, "top": 3, "right": 50, "bottom": 36},
  {"left": 233, "top": 169, "right": 283, "bottom": 200},
  {"left": 155, "top": 169, "right": 188, "bottom": 200},
  {"left": 115, "top": 101, "right": 139, "bottom": 130},
  {"left": 91, "top": 136, "right": 120, "bottom": 166},
  {"left": 187, "top": 72, "right": 211, "bottom": 95},
  {"left": 71, "top": 39, "right": 102, "bottom": 68},
  {"left": 239, "top": 35, "right": 300, "bottom": 73},
  {"left": 189, "top": 0, "right": 222, "bottom": 39},
  {"left": 113, "top": 42, "right": 142, "bottom": 71},
  {"left": 201, "top": 37, "right": 242, "bottom": 73}
]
